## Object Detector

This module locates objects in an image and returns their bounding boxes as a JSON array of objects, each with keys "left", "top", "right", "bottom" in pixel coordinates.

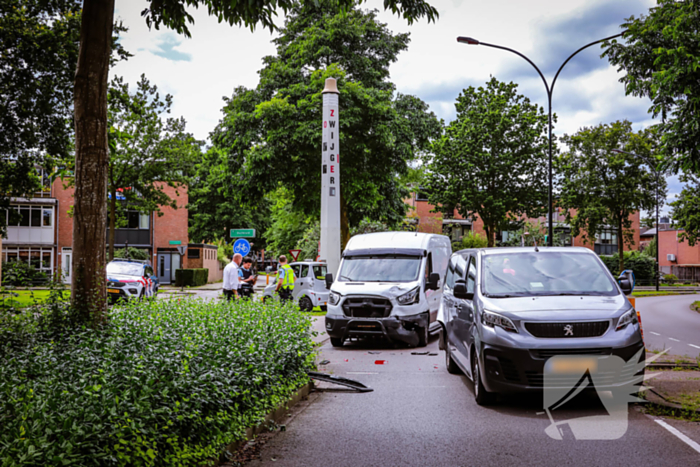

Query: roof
[
  {"left": 640, "top": 228, "right": 657, "bottom": 236},
  {"left": 344, "top": 232, "right": 446, "bottom": 251}
]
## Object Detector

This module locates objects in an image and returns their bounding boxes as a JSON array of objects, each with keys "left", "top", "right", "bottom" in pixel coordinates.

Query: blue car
[{"left": 106, "top": 259, "right": 158, "bottom": 301}]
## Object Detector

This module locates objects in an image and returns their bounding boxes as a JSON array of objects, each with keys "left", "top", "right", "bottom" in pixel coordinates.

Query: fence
[{"left": 667, "top": 266, "right": 700, "bottom": 283}]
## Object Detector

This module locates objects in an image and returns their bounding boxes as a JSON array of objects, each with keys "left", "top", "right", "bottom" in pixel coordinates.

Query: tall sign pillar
[{"left": 320, "top": 78, "right": 341, "bottom": 275}]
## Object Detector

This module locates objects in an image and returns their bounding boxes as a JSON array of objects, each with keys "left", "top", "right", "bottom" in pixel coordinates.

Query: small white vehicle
[
  {"left": 263, "top": 261, "right": 329, "bottom": 311},
  {"left": 106, "top": 259, "right": 158, "bottom": 302},
  {"left": 324, "top": 232, "right": 452, "bottom": 347}
]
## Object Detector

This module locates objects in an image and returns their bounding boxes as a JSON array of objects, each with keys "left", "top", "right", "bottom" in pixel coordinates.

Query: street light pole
[
  {"left": 612, "top": 149, "right": 661, "bottom": 291},
  {"left": 457, "top": 33, "right": 624, "bottom": 246}
]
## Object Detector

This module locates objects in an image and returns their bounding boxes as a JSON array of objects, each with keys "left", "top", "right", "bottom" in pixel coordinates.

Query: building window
[
  {"left": 120, "top": 211, "right": 150, "bottom": 229},
  {"left": 188, "top": 249, "right": 200, "bottom": 259},
  {"left": 596, "top": 229, "right": 617, "bottom": 245},
  {"left": 34, "top": 167, "right": 52, "bottom": 198},
  {"left": 2, "top": 246, "right": 54, "bottom": 275},
  {"left": 11, "top": 206, "right": 53, "bottom": 228},
  {"left": 416, "top": 191, "right": 428, "bottom": 201}
]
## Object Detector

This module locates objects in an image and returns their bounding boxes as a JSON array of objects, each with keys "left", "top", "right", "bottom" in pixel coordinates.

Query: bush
[
  {"left": 0, "top": 298, "right": 314, "bottom": 466},
  {"left": 113, "top": 247, "right": 150, "bottom": 261},
  {"left": 458, "top": 230, "right": 489, "bottom": 249},
  {"left": 664, "top": 273, "right": 678, "bottom": 285},
  {"left": 1, "top": 261, "right": 48, "bottom": 286},
  {"left": 175, "top": 268, "right": 209, "bottom": 287},
  {"left": 599, "top": 251, "right": 656, "bottom": 285}
]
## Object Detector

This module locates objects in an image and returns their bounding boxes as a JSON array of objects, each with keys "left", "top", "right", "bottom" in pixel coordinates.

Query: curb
[{"left": 211, "top": 383, "right": 313, "bottom": 466}]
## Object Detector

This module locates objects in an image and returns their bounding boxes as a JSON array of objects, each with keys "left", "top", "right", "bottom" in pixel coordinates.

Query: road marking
[
  {"left": 655, "top": 419, "right": 700, "bottom": 454},
  {"left": 649, "top": 332, "right": 660, "bottom": 336},
  {"left": 669, "top": 338, "right": 680, "bottom": 342},
  {"left": 689, "top": 344, "right": 700, "bottom": 350}
]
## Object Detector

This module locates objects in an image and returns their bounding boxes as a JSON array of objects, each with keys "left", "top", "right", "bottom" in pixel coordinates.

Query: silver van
[
  {"left": 324, "top": 232, "right": 452, "bottom": 347},
  {"left": 262, "top": 261, "right": 329, "bottom": 311},
  {"left": 439, "top": 247, "right": 644, "bottom": 405}
]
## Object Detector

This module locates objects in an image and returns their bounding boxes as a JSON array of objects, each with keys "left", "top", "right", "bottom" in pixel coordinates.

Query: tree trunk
[
  {"left": 617, "top": 216, "right": 624, "bottom": 273},
  {"left": 485, "top": 224, "right": 495, "bottom": 247},
  {"left": 108, "top": 187, "right": 116, "bottom": 261},
  {"left": 72, "top": 0, "right": 114, "bottom": 325},
  {"left": 340, "top": 190, "right": 350, "bottom": 251}
]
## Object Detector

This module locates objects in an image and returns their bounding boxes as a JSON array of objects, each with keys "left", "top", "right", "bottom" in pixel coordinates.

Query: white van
[{"left": 324, "top": 232, "right": 452, "bottom": 347}]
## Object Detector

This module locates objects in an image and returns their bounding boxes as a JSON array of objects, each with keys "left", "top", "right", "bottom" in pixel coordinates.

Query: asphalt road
[
  {"left": 246, "top": 335, "right": 700, "bottom": 467},
  {"left": 636, "top": 295, "right": 700, "bottom": 355}
]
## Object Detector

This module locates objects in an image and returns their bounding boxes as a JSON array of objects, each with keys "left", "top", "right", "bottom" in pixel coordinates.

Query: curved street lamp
[
  {"left": 613, "top": 148, "right": 663, "bottom": 291},
  {"left": 457, "top": 33, "right": 624, "bottom": 246}
]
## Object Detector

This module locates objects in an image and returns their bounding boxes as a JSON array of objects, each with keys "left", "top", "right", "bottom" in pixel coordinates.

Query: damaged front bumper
[{"left": 325, "top": 313, "right": 428, "bottom": 347}]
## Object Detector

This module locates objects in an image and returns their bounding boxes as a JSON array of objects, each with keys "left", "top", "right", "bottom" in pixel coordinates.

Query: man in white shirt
[{"left": 223, "top": 253, "right": 242, "bottom": 301}]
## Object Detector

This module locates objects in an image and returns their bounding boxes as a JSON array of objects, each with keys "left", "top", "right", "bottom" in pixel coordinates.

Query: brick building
[
  {"left": 658, "top": 229, "right": 700, "bottom": 281},
  {"left": 406, "top": 192, "right": 641, "bottom": 255},
  {"left": 2, "top": 176, "right": 223, "bottom": 285}
]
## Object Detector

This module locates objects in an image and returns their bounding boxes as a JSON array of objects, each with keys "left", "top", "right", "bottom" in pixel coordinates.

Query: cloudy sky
[{"left": 112, "top": 0, "right": 677, "bottom": 217}]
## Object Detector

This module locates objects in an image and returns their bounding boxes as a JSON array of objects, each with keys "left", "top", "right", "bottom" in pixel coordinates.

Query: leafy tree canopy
[
  {"left": 603, "top": 0, "right": 700, "bottom": 173},
  {"left": 425, "top": 77, "right": 550, "bottom": 247},
  {"left": 208, "top": 2, "right": 442, "bottom": 234},
  {"left": 105, "top": 75, "right": 202, "bottom": 259},
  {"left": 556, "top": 121, "right": 664, "bottom": 271},
  {"left": 669, "top": 173, "right": 700, "bottom": 246}
]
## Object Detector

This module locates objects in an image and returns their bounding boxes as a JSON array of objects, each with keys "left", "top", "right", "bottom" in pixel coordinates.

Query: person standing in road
[
  {"left": 223, "top": 253, "right": 242, "bottom": 301},
  {"left": 275, "top": 255, "right": 295, "bottom": 302},
  {"left": 238, "top": 257, "right": 256, "bottom": 299}
]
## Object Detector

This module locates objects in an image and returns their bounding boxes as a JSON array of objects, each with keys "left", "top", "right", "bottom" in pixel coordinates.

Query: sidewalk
[
  {"left": 646, "top": 369, "right": 700, "bottom": 413},
  {"left": 311, "top": 317, "right": 329, "bottom": 345}
]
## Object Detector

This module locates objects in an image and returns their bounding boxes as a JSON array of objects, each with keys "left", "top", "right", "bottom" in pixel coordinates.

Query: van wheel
[
  {"left": 416, "top": 315, "right": 429, "bottom": 347},
  {"left": 472, "top": 353, "right": 496, "bottom": 406},
  {"left": 330, "top": 337, "right": 344, "bottom": 347},
  {"left": 445, "top": 345, "right": 461, "bottom": 375},
  {"left": 299, "top": 296, "right": 313, "bottom": 312}
]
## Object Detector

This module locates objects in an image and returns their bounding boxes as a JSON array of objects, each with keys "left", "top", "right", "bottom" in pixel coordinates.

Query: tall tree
[
  {"left": 106, "top": 75, "right": 201, "bottom": 261},
  {"left": 556, "top": 121, "right": 664, "bottom": 272},
  {"left": 209, "top": 2, "right": 442, "bottom": 249},
  {"left": 0, "top": 0, "right": 81, "bottom": 233},
  {"left": 70, "top": 0, "right": 437, "bottom": 324},
  {"left": 188, "top": 147, "right": 270, "bottom": 245},
  {"left": 603, "top": 0, "right": 700, "bottom": 173},
  {"left": 669, "top": 174, "right": 700, "bottom": 246},
  {"left": 425, "top": 77, "right": 549, "bottom": 247}
]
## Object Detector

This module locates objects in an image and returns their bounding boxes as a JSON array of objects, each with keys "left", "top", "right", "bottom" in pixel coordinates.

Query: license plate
[
  {"left": 107, "top": 288, "right": 120, "bottom": 294},
  {"left": 549, "top": 357, "right": 598, "bottom": 374}
]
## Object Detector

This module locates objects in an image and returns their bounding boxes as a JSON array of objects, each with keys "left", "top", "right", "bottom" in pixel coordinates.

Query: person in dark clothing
[{"left": 238, "top": 257, "right": 256, "bottom": 299}]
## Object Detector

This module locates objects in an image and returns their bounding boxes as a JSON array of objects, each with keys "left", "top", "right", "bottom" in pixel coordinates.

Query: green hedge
[
  {"left": 0, "top": 298, "right": 314, "bottom": 466},
  {"left": 174, "top": 268, "right": 208, "bottom": 287},
  {"left": 600, "top": 251, "right": 656, "bottom": 285}
]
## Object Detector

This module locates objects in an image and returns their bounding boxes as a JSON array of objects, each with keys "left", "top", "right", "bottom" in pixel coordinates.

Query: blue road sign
[{"left": 233, "top": 238, "right": 251, "bottom": 257}]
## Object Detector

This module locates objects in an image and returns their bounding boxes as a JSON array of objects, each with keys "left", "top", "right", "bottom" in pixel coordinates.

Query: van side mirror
[
  {"left": 325, "top": 273, "right": 334, "bottom": 289},
  {"left": 428, "top": 272, "right": 440, "bottom": 290},
  {"left": 453, "top": 282, "right": 474, "bottom": 300}
]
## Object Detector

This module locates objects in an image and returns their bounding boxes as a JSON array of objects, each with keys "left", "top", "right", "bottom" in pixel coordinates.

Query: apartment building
[
  {"left": 2, "top": 176, "right": 199, "bottom": 285},
  {"left": 406, "top": 191, "right": 641, "bottom": 255}
]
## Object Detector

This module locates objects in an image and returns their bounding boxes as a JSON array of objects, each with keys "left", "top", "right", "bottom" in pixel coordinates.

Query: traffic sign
[
  {"left": 289, "top": 249, "right": 301, "bottom": 261},
  {"left": 176, "top": 245, "right": 187, "bottom": 256},
  {"left": 230, "top": 228, "right": 255, "bottom": 238},
  {"left": 169, "top": 240, "right": 182, "bottom": 245},
  {"left": 233, "top": 238, "right": 251, "bottom": 256}
]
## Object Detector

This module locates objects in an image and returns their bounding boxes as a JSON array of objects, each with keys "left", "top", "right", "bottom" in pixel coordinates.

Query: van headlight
[
  {"left": 397, "top": 286, "right": 420, "bottom": 306},
  {"left": 328, "top": 291, "right": 341, "bottom": 306},
  {"left": 481, "top": 310, "right": 518, "bottom": 333},
  {"left": 616, "top": 308, "right": 638, "bottom": 331}
]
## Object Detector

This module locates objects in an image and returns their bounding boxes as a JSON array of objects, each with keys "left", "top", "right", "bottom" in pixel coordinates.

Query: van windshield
[
  {"left": 338, "top": 255, "right": 421, "bottom": 282},
  {"left": 482, "top": 252, "right": 618, "bottom": 297}
]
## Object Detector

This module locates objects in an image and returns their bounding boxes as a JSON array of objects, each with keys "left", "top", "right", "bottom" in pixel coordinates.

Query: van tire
[
  {"left": 330, "top": 337, "right": 344, "bottom": 347},
  {"left": 417, "top": 314, "right": 429, "bottom": 347},
  {"left": 445, "top": 345, "right": 461, "bottom": 375},
  {"left": 472, "top": 352, "right": 496, "bottom": 406}
]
